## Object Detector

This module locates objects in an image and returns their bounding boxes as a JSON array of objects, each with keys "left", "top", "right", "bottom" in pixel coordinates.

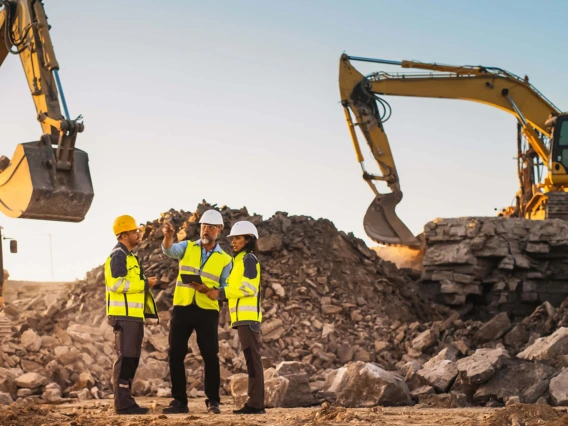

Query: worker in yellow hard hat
[{"left": 104, "top": 215, "right": 159, "bottom": 415}]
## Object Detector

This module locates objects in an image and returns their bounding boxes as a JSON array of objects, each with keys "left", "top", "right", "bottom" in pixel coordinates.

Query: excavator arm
[
  {"left": 0, "top": 0, "right": 93, "bottom": 222},
  {"left": 339, "top": 54, "right": 563, "bottom": 248}
]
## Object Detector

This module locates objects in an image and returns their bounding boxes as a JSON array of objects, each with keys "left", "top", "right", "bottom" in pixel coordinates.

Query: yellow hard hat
[{"left": 113, "top": 215, "right": 138, "bottom": 235}]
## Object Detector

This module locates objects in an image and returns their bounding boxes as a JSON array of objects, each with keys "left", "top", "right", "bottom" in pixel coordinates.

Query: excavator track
[{"left": 546, "top": 192, "right": 568, "bottom": 221}]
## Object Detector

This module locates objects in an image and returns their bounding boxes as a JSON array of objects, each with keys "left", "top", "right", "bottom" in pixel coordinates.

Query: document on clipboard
[{"left": 180, "top": 274, "right": 203, "bottom": 285}]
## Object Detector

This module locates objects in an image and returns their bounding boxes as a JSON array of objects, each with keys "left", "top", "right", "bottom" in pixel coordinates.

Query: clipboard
[{"left": 180, "top": 274, "right": 203, "bottom": 285}]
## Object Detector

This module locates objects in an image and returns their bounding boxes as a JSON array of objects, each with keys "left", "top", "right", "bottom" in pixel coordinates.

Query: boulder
[
  {"left": 456, "top": 348, "right": 509, "bottom": 385},
  {"left": 550, "top": 368, "right": 568, "bottom": 406},
  {"left": 230, "top": 374, "right": 249, "bottom": 408},
  {"left": 474, "top": 359, "right": 554, "bottom": 404},
  {"left": 15, "top": 373, "right": 48, "bottom": 389},
  {"left": 257, "top": 235, "right": 282, "bottom": 253},
  {"left": 21, "top": 329, "right": 42, "bottom": 352},
  {"left": 331, "top": 362, "right": 411, "bottom": 407},
  {"left": 473, "top": 313, "right": 511, "bottom": 343},
  {"left": 417, "top": 360, "right": 458, "bottom": 393},
  {"left": 265, "top": 376, "right": 289, "bottom": 408},
  {"left": 136, "top": 359, "right": 168, "bottom": 380},
  {"left": 518, "top": 328, "right": 568, "bottom": 361},
  {"left": 0, "top": 392, "right": 13, "bottom": 405}
]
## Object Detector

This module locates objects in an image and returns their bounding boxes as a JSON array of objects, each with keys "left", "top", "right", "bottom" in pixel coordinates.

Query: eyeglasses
[{"left": 201, "top": 224, "right": 221, "bottom": 230}]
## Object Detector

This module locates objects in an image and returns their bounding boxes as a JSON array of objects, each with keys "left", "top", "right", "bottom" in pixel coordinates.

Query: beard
[{"left": 202, "top": 235, "right": 211, "bottom": 245}]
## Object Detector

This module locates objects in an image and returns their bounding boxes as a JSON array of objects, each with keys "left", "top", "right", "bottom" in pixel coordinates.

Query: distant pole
[{"left": 48, "top": 233, "right": 54, "bottom": 281}]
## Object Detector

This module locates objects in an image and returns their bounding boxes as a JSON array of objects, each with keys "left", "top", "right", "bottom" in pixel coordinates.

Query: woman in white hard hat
[{"left": 192, "top": 220, "right": 265, "bottom": 415}]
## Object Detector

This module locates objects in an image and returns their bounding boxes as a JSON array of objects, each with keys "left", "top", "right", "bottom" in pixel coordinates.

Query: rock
[
  {"left": 257, "top": 235, "right": 282, "bottom": 253},
  {"left": 279, "top": 372, "right": 314, "bottom": 408},
  {"left": 0, "top": 392, "right": 13, "bottom": 405},
  {"left": 42, "top": 387, "right": 62, "bottom": 403},
  {"left": 332, "top": 362, "right": 411, "bottom": 407},
  {"left": 157, "top": 387, "right": 171, "bottom": 398},
  {"left": 550, "top": 368, "right": 568, "bottom": 406},
  {"left": 410, "top": 386, "right": 435, "bottom": 399},
  {"left": 418, "top": 392, "right": 468, "bottom": 408},
  {"left": 456, "top": 348, "right": 509, "bottom": 385},
  {"left": 276, "top": 361, "right": 316, "bottom": 377},
  {"left": 230, "top": 374, "right": 249, "bottom": 408},
  {"left": 518, "top": 328, "right": 568, "bottom": 360},
  {"left": 15, "top": 373, "right": 48, "bottom": 389},
  {"left": 21, "top": 329, "right": 42, "bottom": 352},
  {"left": 474, "top": 359, "right": 554, "bottom": 403},
  {"left": 149, "top": 334, "right": 169, "bottom": 352},
  {"left": 53, "top": 346, "right": 82, "bottom": 365},
  {"left": 337, "top": 343, "right": 354, "bottom": 363},
  {"left": 473, "top": 312, "right": 511, "bottom": 343},
  {"left": 261, "top": 319, "right": 285, "bottom": 342},
  {"left": 417, "top": 360, "right": 458, "bottom": 393},
  {"left": 423, "top": 242, "right": 476, "bottom": 266},
  {"left": 412, "top": 329, "right": 439, "bottom": 352},
  {"left": 136, "top": 359, "right": 168, "bottom": 380},
  {"left": 505, "top": 396, "right": 521, "bottom": 406},
  {"left": 76, "top": 388, "right": 91, "bottom": 401},
  {"left": 321, "top": 305, "right": 342, "bottom": 315},
  {"left": 132, "top": 379, "right": 151, "bottom": 396},
  {"left": 504, "top": 324, "right": 530, "bottom": 352},
  {"left": 71, "top": 371, "right": 95, "bottom": 391},
  {"left": 265, "top": 376, "right": 289, "bottom": 408}
]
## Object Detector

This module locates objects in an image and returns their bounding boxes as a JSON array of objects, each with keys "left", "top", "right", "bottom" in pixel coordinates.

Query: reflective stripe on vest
[
  {"left": 226, "top": 251, "right": 262, "bottom": 325},
  {"left": 174, "top": 241, "right": 232, "bottom": 309},
  {"left": 104, "top": 247, "right": 158, "bottom": 321}
]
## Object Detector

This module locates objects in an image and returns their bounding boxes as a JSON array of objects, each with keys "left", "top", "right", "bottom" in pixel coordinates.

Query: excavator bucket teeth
[
  {"left": 0, "top": 142, "right": 94, "bottom": 222},
  {"left": 364, "top": 193, "right": 421, "bottom": 248}
]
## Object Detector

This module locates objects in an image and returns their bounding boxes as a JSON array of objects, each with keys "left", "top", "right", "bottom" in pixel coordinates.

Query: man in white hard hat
[{"left": 161, "top": 209, "right": 232, "bottom": 415}]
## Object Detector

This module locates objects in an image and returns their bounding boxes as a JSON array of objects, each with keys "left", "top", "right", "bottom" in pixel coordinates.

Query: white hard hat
[
  {"left": 228, "top": 221, "right": 259, "bottom": 239},
  {"left": 199, "top": 209, "right": 224, "bottom": 226}
]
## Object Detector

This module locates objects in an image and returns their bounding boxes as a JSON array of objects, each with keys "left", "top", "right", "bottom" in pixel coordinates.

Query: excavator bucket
[
  {"left": 0, "top": 141, "right": 93, "bottom": 222},
  {"left": 364, "top": 193, "right": 421, "bottom": 248}
]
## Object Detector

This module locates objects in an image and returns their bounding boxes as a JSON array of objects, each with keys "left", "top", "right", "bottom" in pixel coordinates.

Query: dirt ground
[{"left": 1, "top": 398, "right": 567, "bottom": 426}]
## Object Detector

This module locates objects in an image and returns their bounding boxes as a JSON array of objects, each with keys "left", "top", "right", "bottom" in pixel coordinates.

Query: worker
[
  {"left": 105, "top": 215, "right": 159, "bottom": 415},
  {"left": 192, "top": 221, "right": 265, "bottom": 415},
  {"left": 161, "top": 209, "right": 232, "bottom": 415}
]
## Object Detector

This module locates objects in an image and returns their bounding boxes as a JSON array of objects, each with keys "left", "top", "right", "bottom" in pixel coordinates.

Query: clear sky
[{"left": 0, "top": 0, "right": 566, "bottom": 281}]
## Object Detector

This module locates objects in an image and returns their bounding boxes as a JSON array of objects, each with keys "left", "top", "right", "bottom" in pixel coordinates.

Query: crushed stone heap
[{"left": 0, "top": 201, "right": 440, "bottom": 406}]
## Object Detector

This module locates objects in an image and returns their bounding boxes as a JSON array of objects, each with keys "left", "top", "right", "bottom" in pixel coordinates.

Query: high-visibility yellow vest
[
  {"left": 174, "top": 241, "right": 232, "bottom": 310},
  {"left": 104, "top": 247, "right": 158, "bottom": 321},
  {"left": 226, "top": 251, "right": 261, "bottom": 325}
]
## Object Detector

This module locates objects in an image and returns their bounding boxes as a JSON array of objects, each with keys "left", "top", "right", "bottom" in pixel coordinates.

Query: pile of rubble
[
  {"left": 421, "top": 217, "right": 568, "bottom": 318},
  {"left": 0, "top": 201, "right": 440, "bottom": 407},
  {"left": 4, "top": 204, "right": 568, "bottom": 410}
]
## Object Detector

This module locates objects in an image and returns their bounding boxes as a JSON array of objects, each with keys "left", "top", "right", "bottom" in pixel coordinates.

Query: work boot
[
  {"left": 233, "top": 405, "right": 265, "bottom": 414},
  {"left": 162, "top": 399, "right": 189, "bottom": 414},
  {"left": 206, "top": 399, "right": 221, "bottom": 414},
  {"left": 116, "top": 404, "right": 149, "bottom": 415}
]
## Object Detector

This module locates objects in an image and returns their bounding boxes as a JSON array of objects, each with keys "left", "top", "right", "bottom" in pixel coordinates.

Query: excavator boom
[
  {"left": 0, "top": 0, "right": 93, "bottom": 222},
  {"left": 340, "top": 54, "right": 564, "bottom": 248}
]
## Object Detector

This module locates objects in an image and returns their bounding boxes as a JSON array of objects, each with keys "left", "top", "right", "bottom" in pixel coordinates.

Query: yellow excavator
[
  {"left": 0, "top": 0, "right": 93, "bottom": 314},
  {"left": 339, "top": 54, "right": 567, "bottom": 248}
]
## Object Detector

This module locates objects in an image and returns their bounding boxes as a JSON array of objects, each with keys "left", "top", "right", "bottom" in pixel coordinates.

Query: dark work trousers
[
  {"left": 110, "top": 318, "right": 144, "bottom": 412},
  {"left": 169, "top": 305, "right": 220, "bottom": 405},
  {"left": 237, "top": 325, "right": 264, "bottom": 409}
]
